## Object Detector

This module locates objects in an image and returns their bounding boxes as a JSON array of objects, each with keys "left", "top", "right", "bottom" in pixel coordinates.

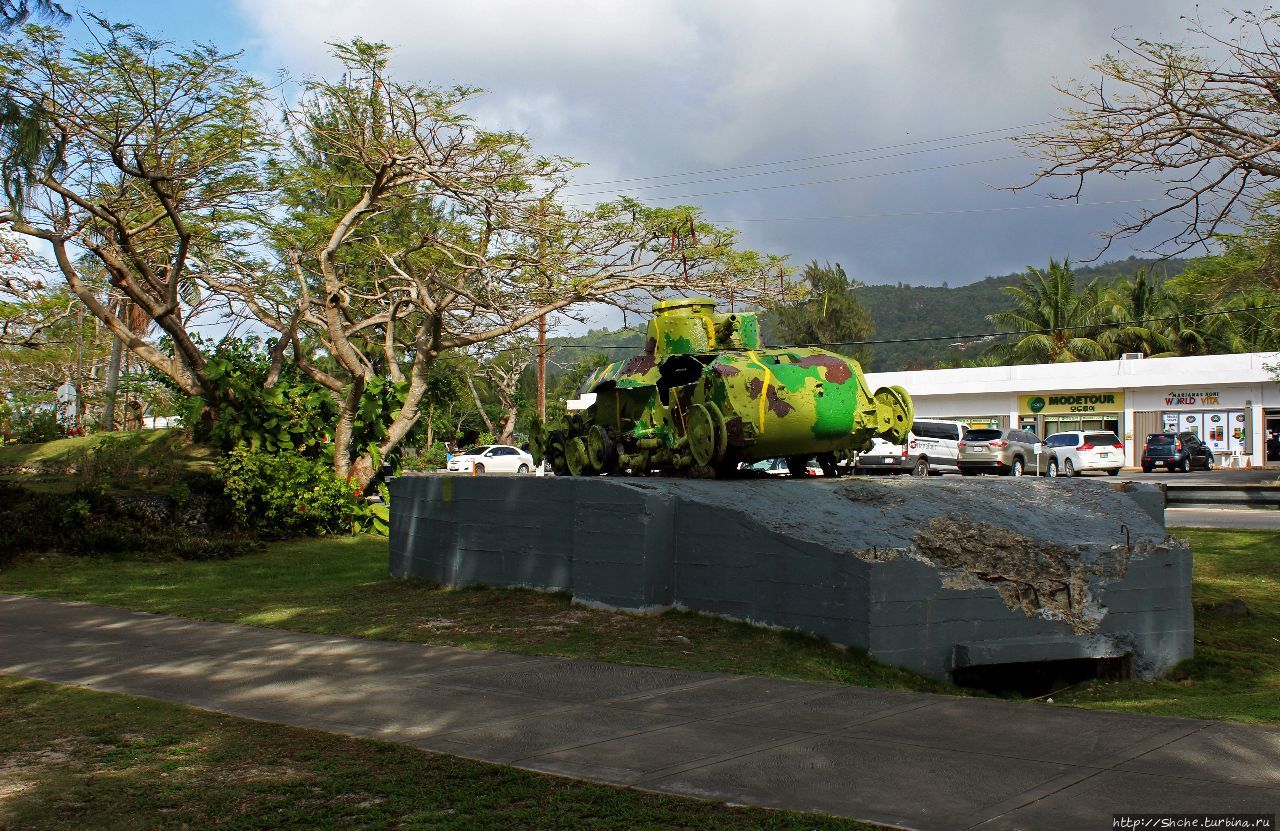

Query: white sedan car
[{"left": 446, "top": 444, "right": 536, "bottom": 474}]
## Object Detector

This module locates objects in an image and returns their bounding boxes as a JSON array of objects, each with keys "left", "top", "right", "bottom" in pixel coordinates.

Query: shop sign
[
  {"left": 1164, "top": 390, "right": 1222, "bottom": 407},
  {"left": 1020, "top": 391, "right": 1123, "bottom": 415}
]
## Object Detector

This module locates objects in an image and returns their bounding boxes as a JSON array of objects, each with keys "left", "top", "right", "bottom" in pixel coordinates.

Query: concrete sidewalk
[{"left": 1, "top": 595, "right": 1276, "bottom": 830}]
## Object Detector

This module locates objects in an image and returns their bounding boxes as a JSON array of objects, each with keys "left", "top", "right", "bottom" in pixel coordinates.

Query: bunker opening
[{"left": 952, "top": 654, "right": 1132, "bottom": 698}]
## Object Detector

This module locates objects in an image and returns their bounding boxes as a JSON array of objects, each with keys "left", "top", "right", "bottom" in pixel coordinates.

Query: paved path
[{"left": 1, "top": 595, "right": 1276, "bottom": 830}]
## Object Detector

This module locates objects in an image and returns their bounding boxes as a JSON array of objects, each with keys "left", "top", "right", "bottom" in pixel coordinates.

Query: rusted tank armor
[{"left": 530, "top": 298, "right": 913, "bottom": 477}]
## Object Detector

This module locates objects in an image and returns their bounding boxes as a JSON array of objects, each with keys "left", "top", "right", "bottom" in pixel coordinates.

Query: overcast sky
[{"left": 85, "top": 1, "right": 1235, "bottom": 297}]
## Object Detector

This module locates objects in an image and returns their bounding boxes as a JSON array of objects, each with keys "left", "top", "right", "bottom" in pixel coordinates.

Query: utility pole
[
  {"left": 537, "top": 314, "right": 546, "bottom": 420},
  {"left": 536, "top": 197, "right": 548, "bottom": 421}
]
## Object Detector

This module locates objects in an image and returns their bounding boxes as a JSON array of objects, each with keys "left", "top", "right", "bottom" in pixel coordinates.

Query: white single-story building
[{"left": 867, "top": 351, "right": 1280, "bottom": 468}]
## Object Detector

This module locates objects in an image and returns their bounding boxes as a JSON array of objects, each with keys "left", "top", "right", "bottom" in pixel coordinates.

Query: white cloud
[{"left": 235, "top": 0, "right": 1231, "bottom": 296}]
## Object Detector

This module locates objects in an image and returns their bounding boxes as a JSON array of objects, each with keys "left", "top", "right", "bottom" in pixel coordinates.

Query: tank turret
[{"left": 530, "top": 298, "right": 912, "bottom": 477}]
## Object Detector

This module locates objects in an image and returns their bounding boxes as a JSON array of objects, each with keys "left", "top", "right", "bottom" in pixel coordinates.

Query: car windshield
[
  {"left": 1085, "top": 432, "right": 1121, "bottom": 445},
  {"left": 459, "top": 445, "right": 491, "bottom": 455},
  {"left": 1147, "top": 435, "right": 1175, "bottom": 446},
  {"left": 964, "top": 429, "right": 1004, "bottom": 441}
]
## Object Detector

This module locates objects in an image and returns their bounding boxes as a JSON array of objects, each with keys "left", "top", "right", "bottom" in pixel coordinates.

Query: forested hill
[
  {"left": 855, "top": 256, "right": 1188, "bottom": 371},
  {"left": 543, "top": 257, "right": 1188, "bottom": 374}
]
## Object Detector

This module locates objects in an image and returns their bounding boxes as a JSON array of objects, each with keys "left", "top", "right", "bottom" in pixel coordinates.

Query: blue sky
[{"left": 57, "top": 0, "right": 1239, "bottom": 300}]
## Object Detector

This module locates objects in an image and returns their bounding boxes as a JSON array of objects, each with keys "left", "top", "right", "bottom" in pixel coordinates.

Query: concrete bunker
[{"left": 388, "top": 475, "right": 1192, "bottom": 684}]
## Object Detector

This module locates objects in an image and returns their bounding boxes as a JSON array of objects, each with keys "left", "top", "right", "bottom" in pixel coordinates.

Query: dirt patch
[{"left": 912, "top": 515, "right": 1131, "bottom": 634}]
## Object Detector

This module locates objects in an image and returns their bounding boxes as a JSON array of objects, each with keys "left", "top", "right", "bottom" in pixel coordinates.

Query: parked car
[
  {"left": 957, "top": 428, "right": 1049, "bottom": 476},
  {"left": 1140, "top": 432, "right": 1214, "bottom": 473},
  {"left": 446, "top": 444, "right": 536, "bottom": 474},
  {"left": 740, "top": 457, "right": 825, "bottom": 476},
  {"left": 854, "top": 419, "right": 967, "bottom": 476},
  {"left": 1042, "top": 431, "right": 1124, "bottom": 477}
]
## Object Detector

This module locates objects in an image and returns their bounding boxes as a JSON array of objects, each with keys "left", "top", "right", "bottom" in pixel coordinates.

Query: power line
[
  {"left": 563, "top": 121, "right": 1054, "bottom": 189},
  {"left": 563, "top": 136, "right": 1014, "bottom": 195},
  {"left": 539, "top": 303, "right": 1280, "bottom": 351},
  {"left": 706, "top": 196, "right": 1171, "bottom": 224},
  {"left": 562, "top": 155, "right": 1018, "bottom": 203}
]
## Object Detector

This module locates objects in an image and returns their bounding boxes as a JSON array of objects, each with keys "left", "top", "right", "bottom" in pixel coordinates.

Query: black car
[{"left": 1141, "top": 432, "right": 1214, "bottom": 473}]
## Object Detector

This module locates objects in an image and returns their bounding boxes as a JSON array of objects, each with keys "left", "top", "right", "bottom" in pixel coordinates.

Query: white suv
[{"left": 1042, "top": 431, "right": 1125, "bottom": 477}]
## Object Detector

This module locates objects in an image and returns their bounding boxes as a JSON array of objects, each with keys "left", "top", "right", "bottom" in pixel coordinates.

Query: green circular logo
[{"left": 1028, "top": 396, "right": 1046, "bottom": 413}]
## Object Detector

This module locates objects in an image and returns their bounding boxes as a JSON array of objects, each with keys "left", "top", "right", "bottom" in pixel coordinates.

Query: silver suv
[{"left": 958, "top": 428, "right": 1048, "bottom": 477}]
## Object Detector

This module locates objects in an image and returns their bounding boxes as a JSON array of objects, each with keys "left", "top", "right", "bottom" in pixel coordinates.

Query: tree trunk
[
  {"left": 499, "top": 407, "right": 517, "bottom": 444},
  {"left": 98, "top": 334, "right": 124, "bottom": 431},
  {"left": 465, "top": 375, "right": 496, "bottom": 436},
  {"left": 332, "top": 377, "right": 367, "bottom": 480}
]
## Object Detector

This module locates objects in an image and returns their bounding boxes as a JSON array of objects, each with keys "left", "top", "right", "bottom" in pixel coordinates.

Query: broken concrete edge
[{"left": 388, "top": 475, "right": 1193, "bottom": 682}]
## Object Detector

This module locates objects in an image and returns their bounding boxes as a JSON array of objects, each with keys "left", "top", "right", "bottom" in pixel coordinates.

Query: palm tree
[
  {"left": 986, "top": 259, "right": 1109, "bottom": 363},
  {"left": 1161, "top": 286, "right": 1245, "bottom": 356},
  {"left": 1100, "top": 270, "right": 1176, "bottom": 358}
]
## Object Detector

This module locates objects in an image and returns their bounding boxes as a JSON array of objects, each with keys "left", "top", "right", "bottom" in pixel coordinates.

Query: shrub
[
  {"left": 3, "top": 405, "right": 63, "bottom": 444},
  {"left": 217, "top": 447, "right": 362, "bottom": 538},
  {"left": 0, "top": 482, "right": 256, "bottom": 564}
]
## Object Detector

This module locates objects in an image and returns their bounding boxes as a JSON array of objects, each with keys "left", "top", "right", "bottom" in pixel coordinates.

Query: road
[{"left": 1165, "top": 508, "right": 1280, "bottom": 531}]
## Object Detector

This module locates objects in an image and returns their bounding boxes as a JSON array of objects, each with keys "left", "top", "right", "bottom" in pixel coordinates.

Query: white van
[{"left": 854, "top": 419, "right": 968, "bottom": 476}]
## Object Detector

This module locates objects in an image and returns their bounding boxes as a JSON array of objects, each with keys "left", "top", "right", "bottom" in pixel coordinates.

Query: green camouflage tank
[{"left": 530, "top": 297, "right": 913, "bottom": 477}]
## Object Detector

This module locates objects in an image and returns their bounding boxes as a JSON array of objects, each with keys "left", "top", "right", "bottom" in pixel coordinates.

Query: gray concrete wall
[{"left": 389, "top": 475, "right": 1192, "bottom": 681}]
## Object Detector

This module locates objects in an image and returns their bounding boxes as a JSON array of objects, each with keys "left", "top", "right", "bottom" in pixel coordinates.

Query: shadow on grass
[{"left": 0, "top": 675, "right": 874, "bottom": 831}]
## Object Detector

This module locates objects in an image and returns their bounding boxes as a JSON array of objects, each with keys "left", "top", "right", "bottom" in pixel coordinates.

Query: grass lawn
[
  {"left": 0, "top": 429, "right": 212, "bottom": 491},
  {"left": 0, "top": 528, "right": 1275, "bottom": 724},
  {"left": 0, "top": 675, "right": 872, "bottom": 831},
  {"left": 1060, "top": 527, "right": 1280, "bottom": 724}
]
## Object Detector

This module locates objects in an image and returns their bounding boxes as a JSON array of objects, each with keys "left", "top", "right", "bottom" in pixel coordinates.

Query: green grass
[
  {"left": 1059, "top": 528, "right": 1280, "bottom": 724},
  {"left": 0, "top": 429, "right": 213, "bottom": 493},
  {"left": 1, "top": 528, "right": 1275, "bottom": 724},
  {"left": 0, "top": 675, "right": 873, "bottom": 831},
  {"left": 0, "top": 535, "right": 946, "bottom": 694}
]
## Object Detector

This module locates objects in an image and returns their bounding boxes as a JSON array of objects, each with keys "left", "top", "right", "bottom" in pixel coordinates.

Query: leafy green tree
[
  {"left": 986, "top": 259, "right": 1109, "bottom": 363},
  {"left": 774, "top": 261, "right": 874, "bottom": 363},
  {"left": 0, "top": 19, "right": 273, "bottom": 409},
  {"left": 220, "top": 39, "right": 785, "bottom": 489}
]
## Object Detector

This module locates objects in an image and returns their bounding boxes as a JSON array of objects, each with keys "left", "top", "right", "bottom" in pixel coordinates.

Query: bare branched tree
[{"left": 1015, "top": 10, "right": 1280, "bottom": 255}]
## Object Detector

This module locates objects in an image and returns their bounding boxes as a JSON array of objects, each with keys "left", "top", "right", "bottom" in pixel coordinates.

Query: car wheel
[
  {"left": 1046, "top": 459, "right": 1059, "bottom": 478},
  {"left": 1010, "top": 458, "right": 1024, "bottom": 477},
  {"left": 1064, "top": 458, "right": 1077, "bottom": 477},
  {"left": 1179, "top": 457, "right": 1190, "bottom": 473},
  {"left": 911, "top": 458, "right": 929, "bottom": 477},
  {"left": 517, "top": 463, "right": 530, "bottom": 474},
  {"left": 1106, "top": 468, "right": 1120, "bottom": 476},
  {"left": 474, "top": 463, "right": 485, "bottom": 474},
  {"left": 960, "top": 468, "right": 977, "bottom": 476},
  {"left": 1142, "top": 465, "right": 1153, "bottom": 473},
  {"left": 1204, "top": 456, "right": 1214, "bottom": 471}
]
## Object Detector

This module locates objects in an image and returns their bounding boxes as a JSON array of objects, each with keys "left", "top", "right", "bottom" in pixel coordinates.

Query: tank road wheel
[
  {"left": 872, "top": 385, "right": 914, "bottom": 444},
  {"left": 529, "top": 415, "right": 547, "bottom": 466},
  {"left": 565, "top": 436, "right": 592, "bottom": 476},
  {"left": 546, "top": 431, "right": 570, "bottom": 477},
  {"left": 703, "top": 401, "right": 729, "bottom": 461},
  {"left": 686, "top": 404, "right": 718, "bottom": 467},
  {"left": 586, "top": 425, "right": 616, "bottom": 473}
]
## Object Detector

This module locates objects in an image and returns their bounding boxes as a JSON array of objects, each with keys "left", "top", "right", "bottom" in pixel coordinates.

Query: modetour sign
[{"left": 1021, "top": 392, "right": 1124, "bottom": 415}]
